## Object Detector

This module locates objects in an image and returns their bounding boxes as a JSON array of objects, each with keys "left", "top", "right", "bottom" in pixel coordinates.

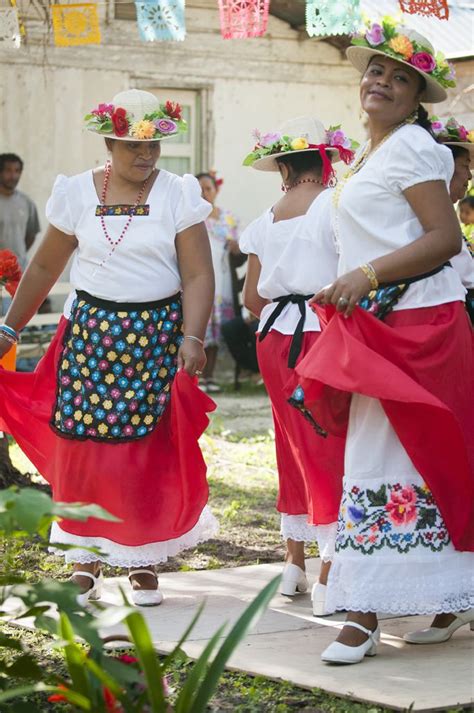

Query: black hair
[
  {"left": 196, "top": 172, "right": 217, "bottom": 188},
  {"left": 447, "top": 144, "right": 471, "bottom": 160},
  {"left": 0, "top": 153, "right": 23, "bottom": 172},
  {"left": 415, "top": 103, "right": 435, "bottom": 137},
  {"left": 276, "top": 151, "right": 323, "bottom": 178},
  {"left": 460, "top": 195, "right": 474, "bottom": 209}
]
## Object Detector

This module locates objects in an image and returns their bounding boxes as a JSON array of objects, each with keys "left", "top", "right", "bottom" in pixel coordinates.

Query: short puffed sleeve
[
  {"left": 239, "top": 214, "right": 266, "bottom": 257},
  {"left": 383, "top": 126, "right": 454, "bottom": 194},
  {"left": 45, "top": 174, "right": 75, "bottom": 235},
  {"left": 173, "top": 174, "right": 212, "bottom": 233}
]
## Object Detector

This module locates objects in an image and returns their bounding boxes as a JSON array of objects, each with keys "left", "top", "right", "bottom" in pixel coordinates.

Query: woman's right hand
[{"left": 0, "top": 336, "right": 14, "bottom": 359}]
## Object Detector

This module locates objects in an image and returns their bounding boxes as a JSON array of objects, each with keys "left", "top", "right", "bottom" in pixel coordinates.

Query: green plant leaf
[
  {"left": 125, "top": 611, "right": 166, "bottom": 712},
  {"left": 174, "top": 625, "right": 226, "bottom": 713},
  {"left": 6, "top": 653, "right": 44, "bottom": 680},
  {"left": 162, "top": 600, "right": 206, "bottom": 670},
  {"left": 190, "top": 574, "right": 281, "bottom": 713},
  {"left": 0, "top": 633, "right": 23, "bottom": 650},
  {"left": 59, "top": 612, "right": 92, "bottom": 697}
]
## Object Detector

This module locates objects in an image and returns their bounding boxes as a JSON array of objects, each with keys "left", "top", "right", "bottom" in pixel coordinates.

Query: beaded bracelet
[
  {"left": 0, "top": 331, "right": 17, "bottom": 346},
  {"left": 360, "top": 263, "right": 379, "bottom": 290},
  {"left": 184, "top": 335, "right": 204, "bottom": 346},
  {"left": 0, "top": 325, "right": 19, "bottom": 342}
]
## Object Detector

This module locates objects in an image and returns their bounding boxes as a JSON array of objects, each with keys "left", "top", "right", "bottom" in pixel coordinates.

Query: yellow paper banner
[{"left": 51, "top": 3, "right": 101, "bottom": 46}]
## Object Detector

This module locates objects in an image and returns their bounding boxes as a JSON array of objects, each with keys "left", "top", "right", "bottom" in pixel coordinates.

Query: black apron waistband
[
  {"left": 259, "top": 294, "right": 313, "bottom": 369},
  {"left": 75, "top": 290, "right": 182, "bottom": 311},
  {"left": 380, "top": 262, "right": 451, "bottom": 288}
]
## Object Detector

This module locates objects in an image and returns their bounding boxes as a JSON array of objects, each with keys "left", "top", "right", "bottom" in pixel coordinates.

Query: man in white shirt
[{"left": 0, "top": 153, "right": 40, "bottom": 269}]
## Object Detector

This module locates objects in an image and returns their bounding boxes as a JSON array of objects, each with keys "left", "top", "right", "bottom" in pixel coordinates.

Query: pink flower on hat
[
  {"left": 458, "top": 125, "right": 469, "bottom": 141},
  {"left": 431, "top": 120, "right": 445, "bottom": 135},
  {"left": 365, "top": 23, "right": 385, "bottom": 46},
  {"left": 410, "top": 52, "right": 436, "bottom": 74},
  {"left": 259, "top": 132, "right": 282, "bottom": 147},
  {"left": 154, "top": 119, "right": 177, "bottom": 135},
  {"left": 91, "top": 103, "right": 114, "bottom": 118}
]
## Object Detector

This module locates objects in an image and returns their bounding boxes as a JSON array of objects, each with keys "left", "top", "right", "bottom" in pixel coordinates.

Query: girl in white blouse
[
  {"left": 0, "top": 90, "right": 217, "bottom": 607},
  {"left": 241, "top": 117, "right": 356, "bottom": 615},
  {"left": 293, "top": 22, "right": 474, "bottom": 664}
]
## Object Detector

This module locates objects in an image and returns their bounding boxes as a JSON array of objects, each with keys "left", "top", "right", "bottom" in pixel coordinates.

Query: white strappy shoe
[
  {"left": 404, "top": 609, "right": 474, "bottom": 644},
  {"left": 321, "top": 622, "right": 380, "bottom": 664},
  {"left": 311, "top": 582, "right": 334, "bottom": 617},
  {"left": 128, "top": 569, "right": 163, "bottom": 607},
  {"left": 280, "top": 563, "right": 309, "bottom": 597},
  {"left": 71, "top": 570, "right": 103, "bottom": 607}
]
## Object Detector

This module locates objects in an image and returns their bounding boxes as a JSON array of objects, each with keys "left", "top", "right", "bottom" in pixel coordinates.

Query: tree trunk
[{"left": 0, "top": 433, "right": 49, "bottom": 492}]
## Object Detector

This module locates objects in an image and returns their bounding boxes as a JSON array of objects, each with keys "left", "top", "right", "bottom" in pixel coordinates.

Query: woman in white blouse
[
  {"left": 241, "top": 117, "right": 356, "bottom": 615},
  {"left": 0, "top": 90, "right": 217, "bottom": 606},
  {"left": 293, "top": 22, "right": 474, "bottom": 663}
]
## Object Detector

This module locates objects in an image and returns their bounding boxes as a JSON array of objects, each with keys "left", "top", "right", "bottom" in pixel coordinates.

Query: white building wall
[{"left": 0, "top": 0, "right": 364, "bottom": 235}]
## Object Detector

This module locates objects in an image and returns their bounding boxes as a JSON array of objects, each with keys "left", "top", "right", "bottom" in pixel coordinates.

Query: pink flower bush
[
  {"left": 385, "top": 486, "right": 417, "bottom": 526},
  {"left": 365, "top": 23, "right": 385, "bottom": 46},
  {"left": 410, "top": 52, "right": 436, "bottom": 73}
]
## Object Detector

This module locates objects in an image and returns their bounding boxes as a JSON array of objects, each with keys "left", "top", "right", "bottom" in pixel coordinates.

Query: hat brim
[
  {"left": 252, "top": 147, "right": 341, "bottom": 172},
  {"left": 442, "top": 141, "right": 474, "bottom": 160},
  {"left": 86, "top": 128, "right": 176, "bottom": 142},
  {"left": 346, "top": 46, "right": 447, "bottom": 104}
]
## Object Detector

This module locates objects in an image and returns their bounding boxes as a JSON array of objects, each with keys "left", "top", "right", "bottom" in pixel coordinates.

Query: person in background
[
  {"left": 431, "top": 115, "right": 474, "bottom": 322},
  {"left": 241, "top": 117, "right": 356, "bottom": 615},
  {"left": 197, "top": 171, "right": 241, "bottom": 392},
  {"left": 0, "top": 154, "right": 40, "bottom": 270}
]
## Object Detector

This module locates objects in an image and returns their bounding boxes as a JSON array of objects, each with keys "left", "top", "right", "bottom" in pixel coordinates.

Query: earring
[
  {"left": 406, "top": 108, "right": 419, "bottom": 124},
  {"left": 281, "top": 183, "right": 288, "bottom": 193}
]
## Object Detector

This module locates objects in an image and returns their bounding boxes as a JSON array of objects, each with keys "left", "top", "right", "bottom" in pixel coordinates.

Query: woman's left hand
[
  {"left": 178, "top": 339, "right": 207, "bottom": 377},
  {"left": 310, "top": 268, "right": 372, "bottom": 318}
]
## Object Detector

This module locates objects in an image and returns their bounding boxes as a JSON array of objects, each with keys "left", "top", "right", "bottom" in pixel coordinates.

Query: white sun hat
[
  {"left": 246, "top": 117, "right": 357, "bottom": 175},
  {"left": 84, "top": 89, "right": 186, "bottom": 141},
  {"left": 346, "top": 23, "right": 454, "bottom": 104}
]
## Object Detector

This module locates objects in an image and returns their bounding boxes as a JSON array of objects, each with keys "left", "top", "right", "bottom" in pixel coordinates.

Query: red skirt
[
  {"left": 294, "top": 302, "right": 474, "bottom": 552},
  {"left": 257, "top": 331, "right": 344, "bottom": 525},
  {"left": 0, "top": 318, "right": 216, "bottom": 546}
]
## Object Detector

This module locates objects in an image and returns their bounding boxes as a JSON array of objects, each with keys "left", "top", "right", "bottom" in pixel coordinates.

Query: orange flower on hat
[
  {"left": 130, "top": 120, "right": 156, "bottom": 140},
  {"left": 388, "top": 34, "right": 414, "bottom": 60}
]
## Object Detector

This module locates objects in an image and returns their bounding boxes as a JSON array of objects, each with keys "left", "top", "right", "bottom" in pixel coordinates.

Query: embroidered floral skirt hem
[
  {"left": 292, "top": 302, "right": 474, "bottom": 614},
  {"left": 0, "top": 302, "right": 218, "bottom": 559},
  {"left": 257, "top": 331, "right": 344, "bottom": 558}
]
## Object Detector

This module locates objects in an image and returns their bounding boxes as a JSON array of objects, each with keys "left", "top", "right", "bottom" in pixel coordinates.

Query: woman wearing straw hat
[
  {"left": 240, "top": 117, "right": 356, "bottom": 614},
  {"left": 290, "top": 18, "right": 474, "bottom": 663},
  {"left": 0, "top": 89, "right": 218, "bottom": 606}
]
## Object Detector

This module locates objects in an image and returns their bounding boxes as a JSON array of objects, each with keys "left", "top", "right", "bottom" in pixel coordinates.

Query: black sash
[{"left": 258, "top": 294, "right": 313, "bottom": 369}]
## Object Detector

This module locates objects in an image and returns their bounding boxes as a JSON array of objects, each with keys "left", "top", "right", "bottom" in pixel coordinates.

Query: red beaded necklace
[
  {"left": 283, "top": 177, "right": 323, "bottom": 193},
  {"left": 98, "top": 161, "right": 151, "bottom": 269}
]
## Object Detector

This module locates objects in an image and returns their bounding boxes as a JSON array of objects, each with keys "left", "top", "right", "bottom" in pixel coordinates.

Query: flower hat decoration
[
  {"left": 430, "top": 116, "right": 474, "bottom": 158},
  {"left": 0, "top": 249, "right": 22, "bottom": 297},
  {"left": 243, "top": 117, "right": 359, "bottom": 185},
  {"left": 347, "top": 15, "right": 456, "bottom": 103},
  {"left": 84, "top": 89, "right": 187, "bottom": 141}
]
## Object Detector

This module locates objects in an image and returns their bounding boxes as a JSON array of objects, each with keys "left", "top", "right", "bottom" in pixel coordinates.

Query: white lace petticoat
[
  {"left": 49, "top": 505, "right": 219, "bottom": 567},
  {"left": 326, "top": 395, "right": 474, "bottom": 615},
  {"left": 280, "top": 514, "right": 337, "bottom": 562}
]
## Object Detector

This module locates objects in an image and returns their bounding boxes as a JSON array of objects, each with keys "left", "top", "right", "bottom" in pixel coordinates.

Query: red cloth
[
  {"left": 295, "top": 302, "right": 474, "bottom": 552},
  {"left": 0, "top": 318, "right": 216, "bottom": 545},
  {"left": 257, "top": 331, "right": 344, "bottom": 525}
]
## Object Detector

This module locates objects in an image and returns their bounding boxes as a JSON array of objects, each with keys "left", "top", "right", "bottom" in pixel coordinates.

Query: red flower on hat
[
  {"left": 0, "top": 249, "right": 22, "bottom": 296},
  {"left": 111, "top": 107, "right": 129, "bottom": 137},
  {"left": 165, "top": 100, "right": 182, "bottom": 121}
]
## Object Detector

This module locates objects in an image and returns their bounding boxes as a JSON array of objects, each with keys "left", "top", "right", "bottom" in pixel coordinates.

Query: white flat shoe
[
  {"left": 280, "top": 563, "right": 308, "bottom": 596},
  {"left": 311, "top": 582, "right": 334, "bottom": 617},
  {"left": 72, "top": 570, "right": 103, "bottom": 606},
  {"left": 321, "top": 622, "right": 380, "bottom": 664},
  {"left": 404, "top": 609, "right": 474, "bottom": 644},
  {"left": 129, "top": 568, "right": 163, "bottom": 607}
]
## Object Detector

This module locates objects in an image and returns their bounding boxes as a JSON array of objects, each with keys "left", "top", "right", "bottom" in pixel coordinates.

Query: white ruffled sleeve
[
  {"left": 451, "top": 242, "right": 474, "bottom": 289},
  {"left": 45, "top": 174, "right": 75, "bottom": 235},
  {"left": 384, "top": 126, "right": 454, "bottom": 194},
  {"left": 239, "top": 215, "right": 265, "bottom": 257},
  {"left": 174, "top": 174, "right": 212, "bottom": 233}
]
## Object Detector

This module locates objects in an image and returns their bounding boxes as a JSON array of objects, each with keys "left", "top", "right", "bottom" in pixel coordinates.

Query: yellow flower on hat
[
  {"left": 130, "top": 120, "right": 156, "bottom": 140},
  {"left": 290, "top": 137, "right": 309, "bottom": 151},
  {"left": 388, "top": 35, "right": 414, "bottom": 60},
  {"left": 467, "top": 130, "right": 474, "bottom": 144}
]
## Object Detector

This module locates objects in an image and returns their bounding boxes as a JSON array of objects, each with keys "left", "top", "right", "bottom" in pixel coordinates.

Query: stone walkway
[{"left": 93, "top": 558, "right": 473, "bottom": 712}]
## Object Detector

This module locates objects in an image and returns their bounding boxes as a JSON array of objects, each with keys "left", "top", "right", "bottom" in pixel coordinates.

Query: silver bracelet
[{"left": 184, "top": 335, "right": 204, "bottom": 346}]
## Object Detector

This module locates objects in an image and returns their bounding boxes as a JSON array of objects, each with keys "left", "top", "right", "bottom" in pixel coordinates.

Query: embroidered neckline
[{"left": 95, "top": 204, "right": 150, "bottom": 217}]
